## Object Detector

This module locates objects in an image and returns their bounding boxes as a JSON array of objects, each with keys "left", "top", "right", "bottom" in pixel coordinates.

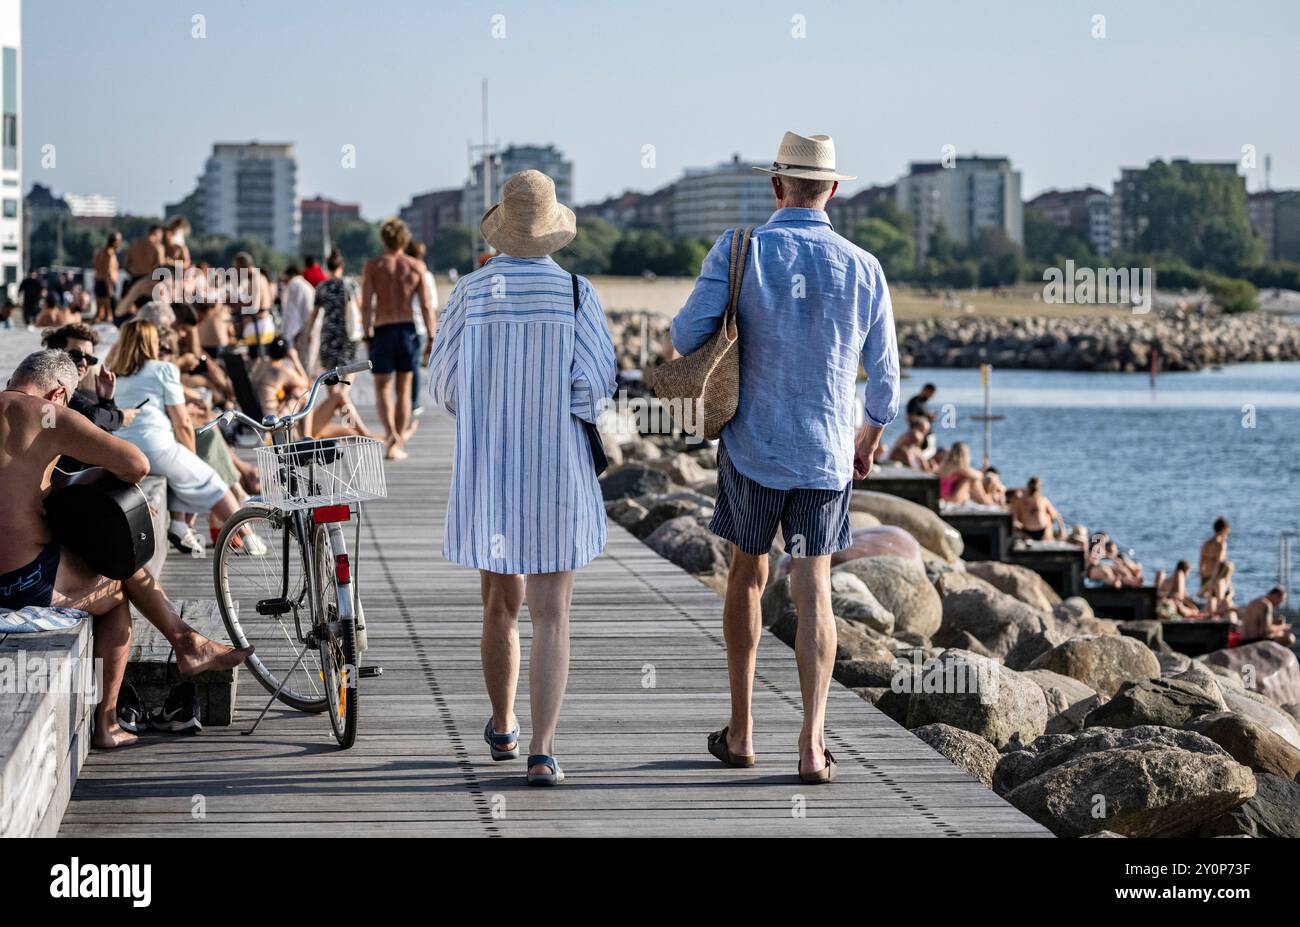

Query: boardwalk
[{"left": 0, "top": 331, "right": 1047, "bottom": 837}]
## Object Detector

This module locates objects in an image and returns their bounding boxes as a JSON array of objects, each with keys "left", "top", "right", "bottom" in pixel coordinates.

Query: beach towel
[{"left": 0, "top": 606, "right": 90, "bottom": 633}]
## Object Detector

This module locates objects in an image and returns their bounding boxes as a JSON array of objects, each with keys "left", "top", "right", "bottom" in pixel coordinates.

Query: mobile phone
[{"left": 134, "top": 398, "right": 150, "bottom": 409}]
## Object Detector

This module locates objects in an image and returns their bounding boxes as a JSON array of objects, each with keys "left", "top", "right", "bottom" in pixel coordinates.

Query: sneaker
[
  {"left": 234, "top": 532, "right": 268, "bottom": 557},
  {"left": 151, "top": 681, "right": 202, "bottom": 734},
  {"left": 412, "top": 404, "right": 425, "bottom": 418},
  {"left": 117, "top": 683, "right": 147, "bottom": 734},
  {"left": 168, "top": 525, "right": 204, "bottom": 556}
]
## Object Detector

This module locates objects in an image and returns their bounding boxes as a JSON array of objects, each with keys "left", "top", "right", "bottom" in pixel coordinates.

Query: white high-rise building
[
  {"left": 0, "top": 0, "right": 20, "bottom": 298},
  {"left": 178, "top": 142, "right": 300, "bottom": 254},
  {"left": 895, "top": 156, "right": 1023, "bottom": 263},
  {"left": 672, "top": 155, "right": 772, "bottom": 240}
]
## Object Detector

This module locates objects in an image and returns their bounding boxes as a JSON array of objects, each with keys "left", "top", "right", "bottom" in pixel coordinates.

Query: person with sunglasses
[{"left": 41, "top": 323, "right": 139, "bottom": 434}]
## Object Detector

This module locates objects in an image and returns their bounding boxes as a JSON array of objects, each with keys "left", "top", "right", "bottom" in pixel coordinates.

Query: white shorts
[{"left": 144, "top": 442, "right": 229, "bottom": 514}]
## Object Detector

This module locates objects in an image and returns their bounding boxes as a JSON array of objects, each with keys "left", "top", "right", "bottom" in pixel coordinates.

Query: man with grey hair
[
  {"left": 671, "top": 131, "right": 900, "bottom": 784},
  {"left": 1, "top": 350, "right": 252, "bottom": 748}
]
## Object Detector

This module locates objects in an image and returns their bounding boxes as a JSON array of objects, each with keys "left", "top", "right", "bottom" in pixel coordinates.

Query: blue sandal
[
  {"left": 483, "top": 720, "right": 520, "bottom": 761},
  {"left": 526, "top": 754, "right": 564, "bottom": 786}
]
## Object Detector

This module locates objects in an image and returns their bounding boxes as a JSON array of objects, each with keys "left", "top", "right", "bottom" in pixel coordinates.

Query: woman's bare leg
[
  {"left": 480, "top": 571, "right": 524, "bottom": 741},
  {"left": 523, "top": 571, "right": 574, "bottom": 773}
]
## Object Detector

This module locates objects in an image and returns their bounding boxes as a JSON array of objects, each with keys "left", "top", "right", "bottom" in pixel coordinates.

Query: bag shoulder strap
[
  {"left": 725, "top": 227, "right": 754, "bottom": 321},
  {"left": 570, "top": 273, "right": 581, "bottom": 314}
]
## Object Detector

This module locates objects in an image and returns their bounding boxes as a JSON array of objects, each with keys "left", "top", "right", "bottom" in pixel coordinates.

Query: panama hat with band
[
  {"left": 480, "top": 170, "right": 577, "bottom": 258},
  {"left": 752, "top": 131, "right": 856, "bottom": 182}
]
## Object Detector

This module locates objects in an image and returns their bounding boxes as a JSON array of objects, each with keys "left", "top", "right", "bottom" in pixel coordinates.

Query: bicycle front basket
[{"left": 256, "top": 436, "right": 387, "bottom": 512}]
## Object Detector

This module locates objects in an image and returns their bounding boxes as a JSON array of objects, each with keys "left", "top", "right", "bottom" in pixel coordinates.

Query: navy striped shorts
[{"left": 709, "top": 441, "right": 853, "bottom": 557}]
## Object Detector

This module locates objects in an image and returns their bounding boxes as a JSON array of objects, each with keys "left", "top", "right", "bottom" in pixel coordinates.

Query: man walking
[
  {"left": 360, "top": 217, "right": 434, "bottom": 460},
  {"left": 92, "top": 231, "right": 122, "bottom": 323},
  {"left": 670, "top": 131, "right": 900, "bottom": 783}
]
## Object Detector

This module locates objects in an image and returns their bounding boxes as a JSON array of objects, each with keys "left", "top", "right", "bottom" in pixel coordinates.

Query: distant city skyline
[{"left": 22, "top": 0, "right": 1300, "bottom": 219}]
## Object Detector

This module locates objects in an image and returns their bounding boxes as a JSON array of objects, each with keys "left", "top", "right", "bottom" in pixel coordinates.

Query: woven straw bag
[{"left": 647, "top": 227, "right": 753, "bottom": 439}]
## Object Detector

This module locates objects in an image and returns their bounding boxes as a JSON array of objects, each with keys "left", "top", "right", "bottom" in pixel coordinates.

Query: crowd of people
[{"left": 875, "top": 386, "right": 1293, "bottom": 646}]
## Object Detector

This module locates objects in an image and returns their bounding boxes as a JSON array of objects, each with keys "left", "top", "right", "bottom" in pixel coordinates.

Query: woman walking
[{"left": 428, "top": 171, "right": 617, "bottom": 786}]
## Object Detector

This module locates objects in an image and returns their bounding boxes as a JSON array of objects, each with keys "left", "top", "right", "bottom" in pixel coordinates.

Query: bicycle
[{"left": 197, "top": 360, "right": 385, "bottom": 748}]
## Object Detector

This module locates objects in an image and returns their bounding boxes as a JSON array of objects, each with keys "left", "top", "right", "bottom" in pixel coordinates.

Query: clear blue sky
[{"left": 22, "top": 0, "right": 1300, "bottom": 219}]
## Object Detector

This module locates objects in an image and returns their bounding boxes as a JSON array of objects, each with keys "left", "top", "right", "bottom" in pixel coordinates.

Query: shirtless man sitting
[
  {"left": 360, "top": 218, "right": 434, "bottom": 460},
  {"left": 252, "top": 337, "right": 377, "bottom": 440},
  {"left": 1010, "top": 476, "right": 1065, "bottom": 540},
  {"left": 0, "top": 350, "right": 252, "bottom": 748},
  {"left": 1239, "top": 587, "right": 1294, "bottom": 646},
  {"left": 888, "top": 418, "right": 932, "bottom": 470}
]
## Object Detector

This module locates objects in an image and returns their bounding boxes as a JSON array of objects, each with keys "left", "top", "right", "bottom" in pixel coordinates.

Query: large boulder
[
  {"left": 599, "top": 462, "right": 672, "bottom": 501},
  {"left": 1005, "top": 748, "right": 1255, "bottom": 837},
  {"left": 1220, "top": 687, "right": 1300, "bottom": 750},
  {"left": 933, "top": 585, "right": 1054, "bottom": 661},
  {"left": 912, "top": 723, "right": 1000, "bottom": 788},
  {"left": 648, "top": 452, "right": 710, "bottom": 487},
  {"left": 993, "top": 726, "right": 1234, "bottom": 795},
  {"left": 833, "top": 659, "right": 898, "bottom": 688},
  {"left": 1201, "top": 641, "right": 1300, "bottom": 706},
  {"left": 762, "top": 578, "right": 896, "bottom": 664},
  {"left": 1022, "top": 669, "right": 1100, "bottom": 734},
  {"left": 629, "top": 490, "right": 715, "bottom": 539},
  {"left": 1084, "top": 678, "right": 1223, "bottom": 729},
  {"left": 643, "top": 516, "right": 729, "bottom": 575},
  {"left": 1004, "top": 629, "right": 1067, "bottom": 672},
  {"left": 964, "top": 561, "right": 1061, "bottom": 613},
  {"left": 1026, "top": 635, "right": 1161, "bottom": 699},
  {"left": 934, "top": 571, "right": 999, "bottom": 597},
  {"left": 1197, "top": 773, "right": 1300, "bottom": 838},
  {"left": 604, "top": 497, "right": 648, "bottom": 531},
  {"left": 833, "top": 555, "right": 941, "bottom": 638},
  {"left": 830, "top": 525, "right": 925, "bottom": 570},
  {"left": 849, "top": 490, "right": 963, "bottom": 562},
  {"left": 904, "top": 650, "right": 1049, "bottom": 749},
  {"left": 1117, "top": 620, "right": 1167, "bottom": 653},
  {"left": 1185, "top": 711, "right": 1300, "bottom": 779},
  {"left": 761, "top": 573, "right": 897, "bottom": 638},
  {"left": 827, "top": 571, "right": 895, "bottom": 634}
]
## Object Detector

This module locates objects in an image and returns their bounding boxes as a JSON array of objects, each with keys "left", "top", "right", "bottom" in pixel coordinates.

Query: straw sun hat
[
  {"left": 480, "top": 170, "right": 577, "bottom": 258},
  {"left": 752, "top": 130, "right": 856, "bottom": 182}
]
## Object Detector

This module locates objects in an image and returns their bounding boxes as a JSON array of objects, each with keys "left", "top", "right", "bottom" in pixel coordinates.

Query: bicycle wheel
[
  {"left": 314, "top": 524, "right": 358, "bottom": 747},
  {"left": 214, "top": 505, "right": 327, "bottom": 713}
]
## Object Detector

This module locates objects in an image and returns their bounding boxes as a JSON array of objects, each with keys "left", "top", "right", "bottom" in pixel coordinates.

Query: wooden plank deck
[{"left": 7, "top": 346, "right": 1051, "bottom": 837}]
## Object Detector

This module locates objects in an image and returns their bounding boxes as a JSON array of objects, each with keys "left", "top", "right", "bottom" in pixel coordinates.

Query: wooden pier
[{"left": 4, "top": 350, "right": 1051, "bottom": 838}]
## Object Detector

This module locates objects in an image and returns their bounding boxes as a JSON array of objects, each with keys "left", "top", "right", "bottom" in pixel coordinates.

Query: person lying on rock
[{"left": 0, "top": 349, "right": 252, "bottom": 749}]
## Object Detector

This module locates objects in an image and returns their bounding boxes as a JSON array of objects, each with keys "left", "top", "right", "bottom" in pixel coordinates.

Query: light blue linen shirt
[
  {"left": 428, "top": 255, "right": 618, "bottom": 574},
  {"left": 670, "top": 208, "right": 900, "bottom": 491}
]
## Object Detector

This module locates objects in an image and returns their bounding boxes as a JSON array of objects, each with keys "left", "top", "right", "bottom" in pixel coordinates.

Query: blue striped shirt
[
  {"left": 670, "top": 208, "right": 900, "bottom": 491},
  {"left": 427, "top": 255, "right": 618, "bottom": 574}
]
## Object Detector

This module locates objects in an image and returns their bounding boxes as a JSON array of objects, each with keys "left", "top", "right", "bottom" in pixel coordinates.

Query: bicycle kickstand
[{"left": 241, "top": 641, "right": 316, "bottom": 737}]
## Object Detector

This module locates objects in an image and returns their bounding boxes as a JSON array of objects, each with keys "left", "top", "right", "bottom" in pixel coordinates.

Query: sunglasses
[{"left": 66, "top": 349, "right": 98, "bottom": 367}]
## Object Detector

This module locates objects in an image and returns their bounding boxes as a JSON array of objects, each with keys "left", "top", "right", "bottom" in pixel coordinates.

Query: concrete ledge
[
  {"left": 125, "top": 599, "right": 237, "bottom": 725},
  {"left": 0, "top": 622, "right": 95, "bottom": 838}
]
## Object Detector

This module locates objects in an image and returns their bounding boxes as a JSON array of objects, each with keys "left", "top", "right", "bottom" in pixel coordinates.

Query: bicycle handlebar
[{"left": 196, "top": 359, "right": 373, "bottom": 436}]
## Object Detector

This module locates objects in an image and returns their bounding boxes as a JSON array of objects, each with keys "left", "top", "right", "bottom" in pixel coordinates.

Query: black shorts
[
  {"left": 369, "top": 322, "right": 420, "bottom": 375},
  {"left": 1022, "top": 527, "right": 1047, "bottom": 541},
  {"left": 709, "top": 442, "right": 852, "bottom": 557},
  {"left": 93, "top": 279, "right": 112, "bottom": 299},
  {"left": 0, "top": 542, "right": 61, "bottom": 610}
]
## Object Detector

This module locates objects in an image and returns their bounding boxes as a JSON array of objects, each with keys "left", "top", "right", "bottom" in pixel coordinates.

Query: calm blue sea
[{"left": 862, "top": 362, "right": 1300, "bottom": 596}]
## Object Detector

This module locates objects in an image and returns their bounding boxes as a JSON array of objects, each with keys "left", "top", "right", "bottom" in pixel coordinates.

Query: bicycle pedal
[{"left": 358, "top": 665, "right": 383, "bottom": 678}]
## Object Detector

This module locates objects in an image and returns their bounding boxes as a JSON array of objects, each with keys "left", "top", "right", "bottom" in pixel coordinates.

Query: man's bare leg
[
  {"left": 722, "top": 546, "right": 767, "bottom": 758},
  {"left": 372, "top": 372, "right": 403, "bottom": 459},
  {"left": 789, "top": 555, "right": 835, "bottom": 775},
  {"left": 91, "top": 602, "right": 137, "bottom": 748},
  {"left": 393, "top": 371, "right": 414, "bottom": 455},
  {"left": 524, "top": 571, "right": 574, "bottom": 775},
  {"left": 122, "top": 569, "right": 252, "bottom": 675},
  {"left": 53, "top": 552, "right": 136, "bottom": 747},
  {"left": 480, "top": 571, "right": 524, "bottom": 742}
]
